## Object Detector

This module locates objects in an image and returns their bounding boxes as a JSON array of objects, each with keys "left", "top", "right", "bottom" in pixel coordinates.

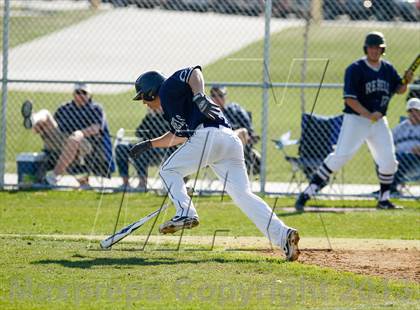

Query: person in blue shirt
[
  {"left": 129, "top": 66, "right": 300, "bottom": 261},
  {"left": 210, "top": 85, "right": 261, "bottom": 176},
  {"left": 23, "top": 82, "right": 114, "bottom": 187},
  {"left": 115, "top": 105, "right": 176, "bottom": 191},
  {"left": 295, "top": 31, "right": 413, "bottom": 210}
]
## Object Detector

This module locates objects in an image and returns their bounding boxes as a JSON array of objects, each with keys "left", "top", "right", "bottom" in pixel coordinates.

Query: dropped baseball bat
[
  {"left": 100, "top": 204, "right": 169, "bottom": 249},
  {"left": 402, "top": 53, "right": 420, "bottom": 85}
]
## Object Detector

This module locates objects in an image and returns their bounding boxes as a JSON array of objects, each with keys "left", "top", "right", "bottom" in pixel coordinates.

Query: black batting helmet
[
  {"left": 133, "top": 71, "right": 166, "bottom": 101},
  {"left": 363, "top": 31, "right": 386, "bottom": 54}
]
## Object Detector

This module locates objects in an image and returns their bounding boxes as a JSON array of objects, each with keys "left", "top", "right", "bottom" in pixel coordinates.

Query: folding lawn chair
[{"left": 273, "top": 113, "right": 344, "bottom": 193}]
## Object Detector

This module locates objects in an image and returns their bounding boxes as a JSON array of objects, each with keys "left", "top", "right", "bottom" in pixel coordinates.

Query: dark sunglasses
[{"left": 75, "top": 89, "right": 87, "bottom": 96}]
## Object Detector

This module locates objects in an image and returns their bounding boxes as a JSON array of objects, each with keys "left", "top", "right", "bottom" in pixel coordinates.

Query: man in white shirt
[{"left": 391, "top": 97, "right": 420, "bottom": 192}]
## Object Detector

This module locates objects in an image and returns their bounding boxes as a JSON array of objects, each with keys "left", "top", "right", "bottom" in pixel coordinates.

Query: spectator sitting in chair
[
  {"left": 210, "top": 85, "right": 261, "bottom": 176},
  {"left": 115, "top": 105, "right": 176, "bottom": 191},
  {"left": 407, "top": 76, "right": 420, "bottom": 101},
  {"left": 21, "top": 82, "right": 114, "bottom": 187},
  {"left": 390, "top": 97, "right": 420, "bottom": 194}
]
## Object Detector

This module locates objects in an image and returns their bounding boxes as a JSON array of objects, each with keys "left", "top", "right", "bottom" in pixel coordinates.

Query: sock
[
  {"left": 378, "top": 172, "right": 394, "bottom": 201},
  {"left": 304, "top": 183, "right": 319, "bottom": 196},
  {"left": 316, "top": 163, "right": 333, "bottom": 185},
  {"left": 304, "top": 163, "right": 332, "bottom": 196},
  {"left": 379, "top": 183, "right": 391, "bottom": 201}
]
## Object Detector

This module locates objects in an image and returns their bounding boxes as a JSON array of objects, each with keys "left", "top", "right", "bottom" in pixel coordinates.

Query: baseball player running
[
  {"left": 130, "top": 66, "right": 299, "bottom": 261},
  {"left": 295, "top": 31, "right": 413, "bottom": 211}
]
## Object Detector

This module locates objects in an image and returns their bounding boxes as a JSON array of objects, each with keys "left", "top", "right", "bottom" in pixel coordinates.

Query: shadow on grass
[
  {"left": 277, "top": 210, "right": 348, "bottom": 217},
  {"left": 31, "top": 256, "right": 268, "bottom": 269},
  {"left": 277, "top": 205, "right": 381, "bottom": 217}
]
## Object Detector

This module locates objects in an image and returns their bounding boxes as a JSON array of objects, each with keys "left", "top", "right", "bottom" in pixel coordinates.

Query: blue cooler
[{"left": 16, "top": 152, "right": 46, "bottom": 185}]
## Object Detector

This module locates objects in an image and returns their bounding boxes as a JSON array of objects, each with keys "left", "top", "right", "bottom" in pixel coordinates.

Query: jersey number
[{"left": 380, "top": 96, "right": 389, "bottom": 107}]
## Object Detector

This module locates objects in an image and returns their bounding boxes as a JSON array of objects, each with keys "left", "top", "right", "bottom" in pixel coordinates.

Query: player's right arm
[
  {"left": 129, "top": 131, "right": 187, "bottom": 159},
  {"left": 151, "top": 131, "right": 187, "bottom": 148}
]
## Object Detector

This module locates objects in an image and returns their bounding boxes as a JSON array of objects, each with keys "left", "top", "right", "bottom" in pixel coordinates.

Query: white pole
[
  {"left": 300, "top": 16, "right": 310, "bottom": 113},
  {"left": 260, "top": 0, "right": 272, "bottom": 194}
]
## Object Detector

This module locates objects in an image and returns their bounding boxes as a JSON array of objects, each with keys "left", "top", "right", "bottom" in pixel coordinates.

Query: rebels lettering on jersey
[
  {"left": 159, "top": 66, "right": 229, "bottom": 137},
  {"left": 343, "top": 58, "right": 402, "bottom": 116}
]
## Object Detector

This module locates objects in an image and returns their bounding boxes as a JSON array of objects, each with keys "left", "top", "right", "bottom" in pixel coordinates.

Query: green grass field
[
  {"left": 2, "top": 9, "right": 419, "bottom": 310},
  {"left": 0, "top": 191, "right": 419, "bottom": 309},
  {"left": 1, "top": 238, "right": 418, "bottom": 310},
  {"left": 4, "top": 21, "right": 419, "bottom": 184},
  {"left": 1, "top": 191, "right": 419, "bottom": 239}
]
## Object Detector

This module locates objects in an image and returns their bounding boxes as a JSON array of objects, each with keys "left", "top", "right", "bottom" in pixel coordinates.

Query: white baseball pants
[
  {"left": 159, "top": 125, "right": 291, "bottom": 248},
  {"left": 324, "top": 113, "right": 398, "bottom": 175}
]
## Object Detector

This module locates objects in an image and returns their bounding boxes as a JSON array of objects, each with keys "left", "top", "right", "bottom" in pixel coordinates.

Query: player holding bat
[
  {"left": 295, "top": 31, "right": 414, "bottom": 211},
  {"left": 129, "top": 66, "right": 300, "bottom": 261}
]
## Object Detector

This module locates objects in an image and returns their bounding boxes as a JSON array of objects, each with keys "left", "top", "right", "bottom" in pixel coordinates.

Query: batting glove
[
  {"left": 129, "top": 140, "right": 152, "bottom": 159},
  {"left": 192, "top": 93, "right": 221, "bottom": 120}
]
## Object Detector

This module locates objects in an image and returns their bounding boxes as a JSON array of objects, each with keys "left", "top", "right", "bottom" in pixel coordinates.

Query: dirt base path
[
  {"left": 2, "top": 234, "right": 419, "bottom": 282},
  {"left": 298, "top": 248, "right": 419, "bottom": 283}
]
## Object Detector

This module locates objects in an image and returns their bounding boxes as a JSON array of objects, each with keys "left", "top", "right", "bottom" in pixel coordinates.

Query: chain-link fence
[{"left": 1, "top": 0, "right": 419, "bottom": 198}]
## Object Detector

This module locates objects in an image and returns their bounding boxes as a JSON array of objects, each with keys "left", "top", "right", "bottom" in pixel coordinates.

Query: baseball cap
[
  {"left": 210, "top": 85, "right": 227, "bottom": 97},
  {"left": 74, "top": 82, "right": 91, "bottom": 94},
  {"left": 406, "top": 97, "right": 420, "bottom": 111}
]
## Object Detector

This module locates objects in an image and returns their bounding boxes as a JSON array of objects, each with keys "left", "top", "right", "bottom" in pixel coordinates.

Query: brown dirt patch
[
  {"left": 298, "top": 248, "right": 420, "bottom": 283},
  {"left": 2, "top": 234, "right": 419, "bottom": 282}
]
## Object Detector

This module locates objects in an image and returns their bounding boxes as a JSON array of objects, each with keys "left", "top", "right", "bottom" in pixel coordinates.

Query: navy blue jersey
[
  {"left": 54, "top": 100, "right": 115, "bottom": 175},
  {"left": 55, "top": 99, "right": 105, "bottom": 136},
  {"left": 343, "top": 58, "right": 402, "bottom": 116},
  {"left": 159, "top": 66, "right": 229, "bottom": 137},
  {"left": 223, "top": 102, "right": 254, "bottom": 134}
]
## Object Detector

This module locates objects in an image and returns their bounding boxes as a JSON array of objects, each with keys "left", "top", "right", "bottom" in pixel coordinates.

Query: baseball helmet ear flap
[
  {"left": 363, "top": 31, "right": 386, "bottom": 55},
  {"left": 133, "top": 71, "right": 166, "bottom": 101}
]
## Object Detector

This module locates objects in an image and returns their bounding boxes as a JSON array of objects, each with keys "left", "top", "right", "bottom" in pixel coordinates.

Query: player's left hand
[
  {"left": 129, "top": 140, "right": 152, "bottom": 159},
  {"left": 370, "top": 111, "right": 383, "bottom": 123}
]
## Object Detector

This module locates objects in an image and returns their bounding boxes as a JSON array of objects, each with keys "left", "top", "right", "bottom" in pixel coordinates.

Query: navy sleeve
[
  {"left": 171, "top": 66, "right": 202, "bottom": 85},
  {"left": 389, "top": 65, "right": 402, "bottom": 94},
  {"left": 343, "top": 64, "right": 360, "bottom": 100}
]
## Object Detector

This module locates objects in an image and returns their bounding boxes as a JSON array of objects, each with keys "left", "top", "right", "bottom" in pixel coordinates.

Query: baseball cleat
[
  {"left": 295, "top": 193, "right": 310, "bottom": 211},
  {"left": 159, "top": 216, "right": 199, "bottom": 234},
  {"left": 376, "top": 200, "right": 403, "bottom": 210},
  {"left": 21, "top": 100, "right": 33, "bottom": 129},
  {"left": 284, "top": 228, "right": 300, "bottom": 262}
]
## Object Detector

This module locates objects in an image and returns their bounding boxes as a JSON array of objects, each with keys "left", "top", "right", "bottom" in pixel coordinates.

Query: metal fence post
[
  {"left": 260, "top": 0, "right": 272, "bottom": 194},
  {"left": 1, "top": 0, "right": 10, "bottom": 189}
]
